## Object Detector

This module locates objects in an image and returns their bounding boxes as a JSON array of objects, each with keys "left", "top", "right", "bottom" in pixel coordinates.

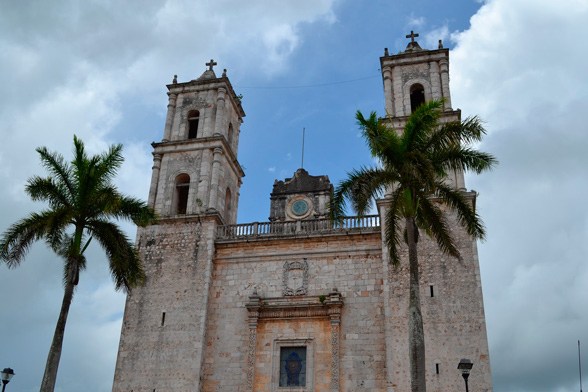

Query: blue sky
[{"left": 1, "top": 1, "right": 588, "bottom": 391}]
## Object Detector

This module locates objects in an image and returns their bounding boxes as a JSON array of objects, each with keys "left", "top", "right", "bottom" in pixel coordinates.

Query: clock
[{"left": 291, "top": 199, "right": 309, "bottom": 216}]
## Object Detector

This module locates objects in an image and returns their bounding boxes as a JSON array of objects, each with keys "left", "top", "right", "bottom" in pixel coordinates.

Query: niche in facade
[
  {"left": 174, "top": 174, "right": 190, "bottom": 215},
  {"left": 187, "top": 110, "right": 200, "bottom": 139},
  {"left": 410, "top": 83, "right": 425, "bottom": 113}
]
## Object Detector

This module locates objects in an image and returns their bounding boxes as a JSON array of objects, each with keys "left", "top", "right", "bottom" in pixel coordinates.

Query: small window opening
[
  {"left": 225, "top": 188, "right": 232, "bottom": 215},
  {"left": 174, "top": 174, "right": 190, "bottom": 215},
  {"left": 410, "top": 83, "right": 425, "bottom": 113},
  {"left": 227, "top": 123, "right": 234, "bottom": 146},
  {"left": 187, "top": 110, "right": 200, "bottom": 139},
  {"left": 436, "top": 363, "right": 440, "bottom": 374},
  {"left": 161, "top": 312, "right": 166, "bottom": 326},
  {"left": 430, "top": 285, "right": 434, "bottom": 297}
]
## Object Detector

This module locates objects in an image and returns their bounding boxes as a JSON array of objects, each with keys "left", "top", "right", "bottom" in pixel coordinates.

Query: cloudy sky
[{"left": 1, "top": 0, "right": 587, "bottom": 391}]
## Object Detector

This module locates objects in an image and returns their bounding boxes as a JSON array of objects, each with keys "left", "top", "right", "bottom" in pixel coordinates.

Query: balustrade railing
[{"left": 217, "top": 215, "right": 380, "bottom": 240}]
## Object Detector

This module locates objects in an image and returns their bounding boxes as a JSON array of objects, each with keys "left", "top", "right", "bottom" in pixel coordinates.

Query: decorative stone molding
[
  {"left": 245, "top": 290, "right": 261, "bottom": 391},
  {"left": 327, "top": 289, "right": 343, "bottom": 391},
  {"left": 190, "top": 96, "right": 211, "bottom": 109},
  {"left": 245, "top": 288, "right": 343, "bottom": 391},
  {"left": 330, "top": 323, "right": 340, "bottom": 391},
  {"left": 283, "top": 259, "right": 309, "bottom": 296}
]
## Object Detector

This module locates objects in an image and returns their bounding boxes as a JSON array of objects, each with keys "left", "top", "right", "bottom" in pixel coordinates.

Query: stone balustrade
[{"left": 217, "top": 215, "right": 380, "bottom": 240}]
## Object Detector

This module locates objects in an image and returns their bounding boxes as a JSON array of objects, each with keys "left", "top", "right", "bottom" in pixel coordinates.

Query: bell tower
[
  {"left": 377, "top": 34, "right": 492, "bottom": 392},
  {"left": 380, "top": 31, "right": 465, "bottom": 189},
  {"left": 147, "top": 59, "right": 245, "bottom": 224},
  {"left": 113, "top": 60, "right": 245, "bottom": 392}
]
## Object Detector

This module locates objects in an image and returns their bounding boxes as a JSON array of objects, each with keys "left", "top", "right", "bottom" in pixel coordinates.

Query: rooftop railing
[{"left": 217, "top": 215, "right": 380, "bottom": 241}]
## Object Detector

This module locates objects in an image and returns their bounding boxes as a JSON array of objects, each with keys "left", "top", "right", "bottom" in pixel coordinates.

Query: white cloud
[
  {"left": 2, "top": 1, "right": 586, "bottom": 391},
  {"left": 0, "top": 2, "right": 339, "bottom": 391},
  {"left": 423, "top": 24, "right": 450, "bottom": 48},
  {"left": 262, "top": 24, "right": 300, "bottom": 73},
  {"left": 407, "top": 15, "right": 426, "bottom": 27},
  {"left": 452, "top": 0, "right": 588, "bottom": 390}
]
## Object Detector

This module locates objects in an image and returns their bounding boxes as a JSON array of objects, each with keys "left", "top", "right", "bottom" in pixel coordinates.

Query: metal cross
[
  {"left": 406, "top": 30, "right": 419, "bottom": 43},
  {"left": 206, "top": 59, "right": 217, "bottom": 71}
]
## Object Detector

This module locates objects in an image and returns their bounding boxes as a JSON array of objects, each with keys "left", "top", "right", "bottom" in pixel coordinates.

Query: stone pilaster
[
  {"left": 327, "top": 289, "right": 343, "bottom": 392},
  {"left": 214, "top": 87, "right": 226, "bottom": 136},
  {"left": 245, "top": 291, "right": 261, "bottom": 392},
  {"left": 163, "top": 93, "right": 177, "bottom": 141},
  {"left": 197, "top": 148, "right": 212, "bottom": 209},
  {"left": 147, "top": 153, "right": 162, "bottom": 208},
  {"left": 208, "top": 147, "right": 223, "bottom": 212},
  {"left": 392, "top": 66, "right": 404, "bottom": 117},
  {"left": 383, "top": 66, "right": 394, "bottom": 116},
  {"left": 439, "top": 59, "right": 452, "bottom": 110},
  {"left": 430, "top": 61, "right": 442, "bottom": 101}
]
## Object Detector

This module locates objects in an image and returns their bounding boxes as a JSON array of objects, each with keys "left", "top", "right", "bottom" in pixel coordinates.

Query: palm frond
[
  {"left": 416, "top": 196, "right": 460, "bottom": 259},
  {"left": 453, "top": 115, "right": 487, "bottom": 144},
  {"left": 384, "top": 186, "right": 405, "bottom": 266},
  {"left": 331, "top": 167, "right": 393, "bottom": 218},
  {"left": 434, "top": 183, "right": 486, "bottom": 240},
  {"left": 329, "top": 187, "right": 346, "bottom": 224},
  {"left": 100, "top": 192, "right": 156, "bottom": 226},
  {"left": 94, "top": 142, "right": 124, "bottom": 188},
  {"left": 0, "top": 210, "right": 67, "bottom": 266},
  {"left": 86, "top": 219, "right": 145, "bottom": 291},
  {"left": 433, "top": 146, "right": 497, "bottom": 174},
  {"left": 338, "top": 99, "right": 495, "bottom": 264},
  {"left": 356, "top": 111, "right": 383, "bottom": 157},
  {"left": 36, "top": 146, "right": 75, "bottom": 198},
  {"left": 403, "top": 100, "right": 443, "bottom": 150},
  {"left": 26, "top": 176, "right": 72, "bottom": 209}
]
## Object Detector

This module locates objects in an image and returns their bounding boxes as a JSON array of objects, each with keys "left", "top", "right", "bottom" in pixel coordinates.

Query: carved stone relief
[
  {"left": 283, "top": 259, "right": 309, "bottom": 296},
  {"left": 245, "top": 289, "right": 344, "bottom": 392},
  {"left": 183, "top": 96, "right": 211, "bottom": 109}
]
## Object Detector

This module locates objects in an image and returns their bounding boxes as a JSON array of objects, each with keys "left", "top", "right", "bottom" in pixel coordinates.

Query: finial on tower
[
  {"left": 172, "top": 74, "right": 178, "bottom": 84},
  {"left": 438, "top": 39, "right": 444, "bottom": 49},
  {"left": 206, "top": 59, "right": 217, "bottom": 71},
  {"left": 406, "top": 30, "right": 419, "bottom": 43},
  {"left": 404, "top": 30, "right": 422, "bottom": 52}
]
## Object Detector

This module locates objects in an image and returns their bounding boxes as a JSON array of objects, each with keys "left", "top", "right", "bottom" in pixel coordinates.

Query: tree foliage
[
  {"left": 331, "top": 100, "right": 496, "bottom": 391},
  {"left": 0, "top": 135, "right": 156, "bottom": 392}
]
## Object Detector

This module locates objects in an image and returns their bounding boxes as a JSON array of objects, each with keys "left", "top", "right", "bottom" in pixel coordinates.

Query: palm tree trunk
[
  {"left": 406, "top": 216, "right": 426, "bottom": 392},
  {"left": 39, "top": 275, "right": 75, "bottom": 392}
]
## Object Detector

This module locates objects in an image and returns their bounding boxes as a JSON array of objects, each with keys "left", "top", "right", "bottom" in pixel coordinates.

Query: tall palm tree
[
  {"left": 330, "top": 100, "right": 496, "bottom": 392},
  {"left": 0, "top": 136, "right": 155, "bottom": 392}
]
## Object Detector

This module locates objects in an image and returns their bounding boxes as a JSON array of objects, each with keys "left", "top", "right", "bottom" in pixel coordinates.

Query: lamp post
[
  {"left": 457, "top": 359, "right": 473, "bottom": 392},
  {"left": 1, "top": 368, "right": 14, "bottom": 392}
]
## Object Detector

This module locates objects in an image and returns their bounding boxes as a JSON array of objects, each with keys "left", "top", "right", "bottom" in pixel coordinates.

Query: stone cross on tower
[
  {"left": 406, "top": 30, "right": 419, "bottom": 43},
  {"left": 206, "top": 59, "right": 217, "bottom": 71}
]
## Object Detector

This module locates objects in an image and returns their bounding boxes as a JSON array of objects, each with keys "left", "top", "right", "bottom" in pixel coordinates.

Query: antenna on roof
[
  {"left": 580, "top": 340, "right": 584, "bottom": 392},
  {"left": 301, "top": 127, "right": 306, "bottom": 169}
]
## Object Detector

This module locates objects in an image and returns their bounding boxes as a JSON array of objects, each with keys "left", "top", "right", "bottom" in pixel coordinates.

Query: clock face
[{"left": 291, "top": 199, "right": 309, "bottom": 216}]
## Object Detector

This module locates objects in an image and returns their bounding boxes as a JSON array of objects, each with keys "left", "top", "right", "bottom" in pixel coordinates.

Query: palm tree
[
  {"left": 0, "top": 136, "right": 155, "bottom": 392},
  {"left": 330, "top": 99, "right": 496, "bottom": 392}
]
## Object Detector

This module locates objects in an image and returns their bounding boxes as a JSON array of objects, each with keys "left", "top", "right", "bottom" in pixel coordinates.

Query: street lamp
[
  {"left": 457, "top": 359, "right": 473, "bottom": 392},
  {"left": 1, "top": 368, "right": 14, "bottom": 392}
]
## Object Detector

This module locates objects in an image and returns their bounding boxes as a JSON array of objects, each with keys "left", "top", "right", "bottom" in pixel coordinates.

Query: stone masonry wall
[
  {"left": 113, "top": 216, "right": 218, "bottom": 392},
  {"left": 379, "top": 202, "right": 493, "bottom": 392},
  {"left": 202, "top": 233, "right": 387, "bottom": 392}
]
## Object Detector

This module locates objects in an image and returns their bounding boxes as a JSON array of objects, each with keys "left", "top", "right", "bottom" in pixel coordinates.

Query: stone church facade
[{"left": 112, "top": 36, "right": 492, "bottom": 392}]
